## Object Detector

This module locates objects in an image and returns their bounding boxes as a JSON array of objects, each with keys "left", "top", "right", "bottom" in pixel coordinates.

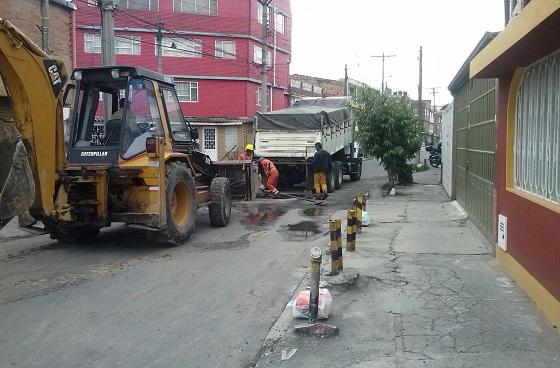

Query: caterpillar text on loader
[{"left": 0, "top": 19, "right": 231, "bottom": 244}]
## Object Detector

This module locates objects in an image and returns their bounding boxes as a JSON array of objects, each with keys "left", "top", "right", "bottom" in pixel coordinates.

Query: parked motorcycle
[{"left": 425, "top": 143, "right": 442, "bottom": 168}]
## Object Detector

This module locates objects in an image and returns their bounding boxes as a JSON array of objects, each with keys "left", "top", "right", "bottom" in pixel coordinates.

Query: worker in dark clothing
[
  {"left": 258, "top": 157, "right": 280, "bottom": 197},
  {"left": 311, "top": 142, "right": 331, "bottom": 200}
]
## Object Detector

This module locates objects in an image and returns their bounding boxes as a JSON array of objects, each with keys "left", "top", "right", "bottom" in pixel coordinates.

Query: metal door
[
  {"left": 203, "top": 127, "right": 217, "bottom": 161},
  {"left": 454, "top": 78, "right": 496, "bottom": 241}
]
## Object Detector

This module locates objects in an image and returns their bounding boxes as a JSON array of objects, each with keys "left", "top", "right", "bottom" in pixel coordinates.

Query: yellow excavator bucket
[{"left": 0, "top": 18, "right": 67, "bottom": 229}]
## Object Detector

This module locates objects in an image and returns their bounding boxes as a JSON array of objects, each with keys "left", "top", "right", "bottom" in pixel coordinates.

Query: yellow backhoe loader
[{"left": 0, "top": 19, "right": 232, "bottom": 244}]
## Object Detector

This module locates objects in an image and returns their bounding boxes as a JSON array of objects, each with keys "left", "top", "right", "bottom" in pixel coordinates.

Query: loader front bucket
[{"left": 0, "top": 123, "right": 35, "bottom": 230}]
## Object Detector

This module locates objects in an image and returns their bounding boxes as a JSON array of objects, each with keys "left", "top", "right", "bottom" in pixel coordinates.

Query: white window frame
[
  {"left": 119, "top": 0, "right": 158, "bottom": 11},
  {"left": 84, "top": 33, "right": 141, "bottom": 55},
  {"left": 253, "top": 45, "right": 271, "bottom": 66},
  {"left": 175, "top": 81, "right": 199, "bottom": 103},
  {"left": 256, "top": 86, "right": 270, "bottom": 106},
  {"left": 275, "top": 12, "right": 285, "bottom": 34},
  {"left": 174, "top": 0, "right": 218, "bottom": 16},
  {"left": 215, "top": 40, "right": 236, "bottom": 59},
  {"left": 514, "top": 50, "right": 560, "bottom": 205},
  {"left": 84, "top": 33, "right": 101, "bottom": 53},
  {"left": 158, "top": 37, "right": 202, "bottom": 58}
]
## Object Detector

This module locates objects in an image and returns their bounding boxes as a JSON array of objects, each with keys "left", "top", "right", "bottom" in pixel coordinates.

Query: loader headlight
[
  {"left": 73, "top": 71, "right": 83, "bottom": 81},
  {"left": 111, "top": 69, "right": 120, "bottom": 79}
]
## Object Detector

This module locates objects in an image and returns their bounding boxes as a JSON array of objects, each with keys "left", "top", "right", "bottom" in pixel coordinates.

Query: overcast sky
[{"left": 290, "top": 0, "right": 505, "bottom": 106}]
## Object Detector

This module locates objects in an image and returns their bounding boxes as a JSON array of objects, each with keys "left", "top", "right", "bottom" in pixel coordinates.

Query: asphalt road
[{"left": 0, "top": 159, "right": 386, "bottom": 368}]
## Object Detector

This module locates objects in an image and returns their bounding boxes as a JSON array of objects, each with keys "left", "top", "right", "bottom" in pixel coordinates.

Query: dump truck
[
  {"left": 0, "top": 19, "right": 248, "bottom": 244},
  {"left": 254, "top": 97, "right": 362, "bottom": 195}
]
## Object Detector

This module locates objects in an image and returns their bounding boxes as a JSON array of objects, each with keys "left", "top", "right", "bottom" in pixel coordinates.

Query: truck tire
[
  {"left": 350, "top": 160, "right": 362, "bottom": 182},
  {"left": 327, "top": 170, "right": 336, "bottom": 193},
  {"left": 209, "top": 177, "right": 232, "bottom": 227},
  {"left": 164, "top": 161, "right": 197, "bottom": 245},
  {"left": 333, "top": 161, "right": 343, "bottom": 189}
]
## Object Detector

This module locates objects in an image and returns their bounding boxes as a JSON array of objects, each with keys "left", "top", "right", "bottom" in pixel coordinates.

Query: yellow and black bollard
[
  {"left": 347, "top": 209, "right": 356, "bottom": 252},
  {"left": 329, "top": 220, "right": 342, "bottom": 274},
  {"left": 309, "top": 247, "right": 322, "bottom": 324},
  {"left": 336, "top": 219, "right": 343, "bottom": 271},
  {"left": 354, "top": 195, "right": 364, "bottom": 234}
]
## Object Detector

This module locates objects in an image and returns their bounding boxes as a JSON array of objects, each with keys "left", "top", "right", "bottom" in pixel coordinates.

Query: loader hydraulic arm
[{"left": 0, "top": 18, "right": 67, "bottom": 228}]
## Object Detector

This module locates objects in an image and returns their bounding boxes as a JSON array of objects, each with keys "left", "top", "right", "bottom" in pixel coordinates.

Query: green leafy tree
[{"left": 352, "top": 88, "right": 422, "bottom": 186}]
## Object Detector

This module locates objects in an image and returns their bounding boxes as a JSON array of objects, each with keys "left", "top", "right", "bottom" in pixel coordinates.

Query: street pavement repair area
[{"left": 1, "top": 160, "right": 559, "bottom": 368}]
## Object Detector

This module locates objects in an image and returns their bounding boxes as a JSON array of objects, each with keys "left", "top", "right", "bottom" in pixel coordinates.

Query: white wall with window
[
  {"left": 175, "top": 81, "right": 199, "bottom": 102},
  {"left": 253, "top": 45, "right": 271, "bottom": 66},
  {"left": 84, "top": 34, "right": 141, "bottom": 55},
  {"left": 215, "top": 40, "right": 236, "bottom": 59},
  {"left": 514, "top": 50, "right": 560, "bottom": 204},
  {"left": 157, "top": 37, "right": 202, "bottom": 58},
  {"left": 119, "top": 0, "right": 158, "bottom": 10},
  {"left": 174, "top": 0, "right": 217, "bottom": 15}
]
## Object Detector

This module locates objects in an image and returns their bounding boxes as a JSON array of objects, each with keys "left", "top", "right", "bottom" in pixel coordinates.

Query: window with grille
[
  {"left": 204, "top": 128, "right": 216, "bottom": 150},
  {"left": 175, "top": 81, "right": 198, "bottom": 102},
  {"left": 119, "top": 0, "right": 158, "bottom": 11},
  {"left": 215, "top": 40, "right": 236, "bottom": 59},
  {"left": 174, "top": 0, "right": 217, "bottom": 15},
  {"left": 84, "top": 34, "right": 140, "bottom": 55},
  {"left": 514, "top": 50, "right": 560, "bottom": 204},
  {"left": 158, "top": 37, "right": 201, "bottom": 58}
]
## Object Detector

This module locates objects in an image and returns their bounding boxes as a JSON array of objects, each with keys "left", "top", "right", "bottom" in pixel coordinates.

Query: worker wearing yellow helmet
[{"left": 238, "top": 144, "right": 254, "bottom": 160}]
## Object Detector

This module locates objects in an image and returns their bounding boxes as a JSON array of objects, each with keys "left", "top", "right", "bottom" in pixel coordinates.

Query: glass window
[
  {"left": 253, "top": 45, "right": 271, "bottom": 66},
  {"left": 215, "top": 40, "right": 236, "bottom": 59},
  {"left": 174, "top": 0, "right": 217, "bottom": 15},
  {"left": 256, "top": 86, "right": 270, "bottom": 107},
  {"left": 162, "top": 87, "right": 190, "bottom": 134},
  {"left": 175, "top": 81, "right": 198, "bottom": 102},
  {"left": 257, "top": 2, "right": 271, "bottom": 24},
  {"left": 84, "top": 33, "right": 101, "bottom": 54},
  {"left": 121, "top": 79, "right": 163, "bottom": 159},
  {"left": 514, "top": 50, "right": 560, "bottom": 204},
  {"left": 275, "top": 13, "right": 285, "bottom": 34},
  {"left": 84, "top": 34, "right": 140, "bottom": 55},
  {"left": 158, "top": 37, "right": 202, "bottom": 58},
  {"left": 119, "top": 0, "right": 158, "bottom": 10}
]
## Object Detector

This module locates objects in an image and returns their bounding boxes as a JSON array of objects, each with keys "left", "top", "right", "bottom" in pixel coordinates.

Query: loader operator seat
[{"left": 104, "top": 119, "right": 122, "bottom": 146}]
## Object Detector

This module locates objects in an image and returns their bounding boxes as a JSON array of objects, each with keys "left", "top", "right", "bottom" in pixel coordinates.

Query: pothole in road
[{"left": 279, "top": 221, "right": 323, "bottom": 242}]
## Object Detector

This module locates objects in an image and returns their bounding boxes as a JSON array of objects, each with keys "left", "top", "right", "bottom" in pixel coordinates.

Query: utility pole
[
  {"left": 416, "top": 46, "right": 423, "bottom": 164},
  {"left": 156, "top": 16, "right": 164, "bottom": 74},
  {"left": 427, "top": 87, "right": 440, "bottom": 111},
  {"left": 258, "top": 0, "right": 272, "bottom": 113},
  {"left": 98, "top": 0, "right": 119, "bottom": 119},
  {"left": 371, "top": 53, "right": 396, "bottom": 94},
  {"left": 344, "top": 64, "right": 349, "bottom": 96},
  {"left": 40, "top": 0, "right": 49, "bottom": 53}
]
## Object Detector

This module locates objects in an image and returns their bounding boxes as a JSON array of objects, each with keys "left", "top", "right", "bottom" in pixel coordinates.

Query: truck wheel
[
  {"left": 164, "top": 161, "right": 197, "bottom": 245},
  {"left": 209, "top": 177, "right": 231, "bottom": 227},
  {"left": 350, "top": 160, "right": 362, "bottom": 181},
  {"left": 334, "top": 161, "right": 343, "bottom": 189},
  {"left": 327, "top": 170, "right": 336, "bottom": 193}
]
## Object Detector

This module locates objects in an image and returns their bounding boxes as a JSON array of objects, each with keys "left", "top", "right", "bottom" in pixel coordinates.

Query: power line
[{"left": 371, "top": 53, "right": 396, "bottom": 94}]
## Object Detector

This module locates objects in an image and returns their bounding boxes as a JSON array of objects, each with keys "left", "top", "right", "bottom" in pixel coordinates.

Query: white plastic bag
[
  {"left": 292, "top": 288, "right": 333, "bottom": 320},
  {"left": 362, "top": 211, "right": 370, "bottom": 226}
]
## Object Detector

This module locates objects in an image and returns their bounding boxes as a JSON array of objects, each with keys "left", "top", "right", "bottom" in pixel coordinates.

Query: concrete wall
[{"left": 441, "top": 103, "right": 454, "bottom": 198}]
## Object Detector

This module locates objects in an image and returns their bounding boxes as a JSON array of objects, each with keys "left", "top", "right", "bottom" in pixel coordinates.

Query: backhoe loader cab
[{"left": 47, "top": 66, "right": 232, "bottom": 243}]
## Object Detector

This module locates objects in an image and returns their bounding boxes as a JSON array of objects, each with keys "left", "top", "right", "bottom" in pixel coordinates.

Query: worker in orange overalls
[
  {"left": 238, "top": 144, "right": 254, "bottom": 160},
  {"left": 258, "top": 157, "right": 280, "bottom": 197}
]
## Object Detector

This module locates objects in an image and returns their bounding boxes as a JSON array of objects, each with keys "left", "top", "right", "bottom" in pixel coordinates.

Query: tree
[{"left": 352, "top": 88, "right": 422, "bottom": 186}]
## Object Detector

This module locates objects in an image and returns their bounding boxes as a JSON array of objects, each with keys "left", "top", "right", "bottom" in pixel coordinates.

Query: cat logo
[{"left": 48, "top": 65, "right": 62, "bottom": 86}]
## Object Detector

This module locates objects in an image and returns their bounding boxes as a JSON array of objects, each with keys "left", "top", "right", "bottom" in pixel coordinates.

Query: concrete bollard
[
  {"left": 329, "top": 220, "right": 342, "bottom": 275},
  {"left": 347, "top": 209, "right": 356, "bottom": 252},
  {"left": 354, "top": 195, "right": 364, "bottom": 234},
  {"left": 309, "top": 247, "right": 322, "bottom": 324}
]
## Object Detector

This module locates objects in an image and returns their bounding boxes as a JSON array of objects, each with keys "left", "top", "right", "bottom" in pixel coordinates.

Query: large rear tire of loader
[
  {"left": 164, "top": 162, "right": 197, "bottom": 245},
  {"left": 208, "top": 177, "right": 232, "bottom": 227},
  {"left": 333, "top": 161, "right": 343, "bottom": 190}
]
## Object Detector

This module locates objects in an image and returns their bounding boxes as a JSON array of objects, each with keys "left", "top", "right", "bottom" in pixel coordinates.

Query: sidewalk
[{"left": 256, "top": 168, "right": 560, "bottom": 368}]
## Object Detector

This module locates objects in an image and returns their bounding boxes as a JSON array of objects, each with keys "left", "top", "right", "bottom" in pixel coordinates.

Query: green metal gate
[{"left": 454, "top": 78, "right": 496, "bottom": 240}]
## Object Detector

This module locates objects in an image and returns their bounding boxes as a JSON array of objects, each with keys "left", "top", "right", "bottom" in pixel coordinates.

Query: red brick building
[{"left": 74, "top": 0, "right": 291, "bottom": 120}]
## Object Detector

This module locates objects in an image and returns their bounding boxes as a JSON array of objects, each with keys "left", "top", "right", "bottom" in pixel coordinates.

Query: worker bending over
[
  {"left": 238, "top": 144, "right": 254, "bottom": 160},
  {"left": 312, "top": 142, "right": 332, "bottom": 200},
  {"left": 258, "top": 157, "right": 280, "bottom": 197}
]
